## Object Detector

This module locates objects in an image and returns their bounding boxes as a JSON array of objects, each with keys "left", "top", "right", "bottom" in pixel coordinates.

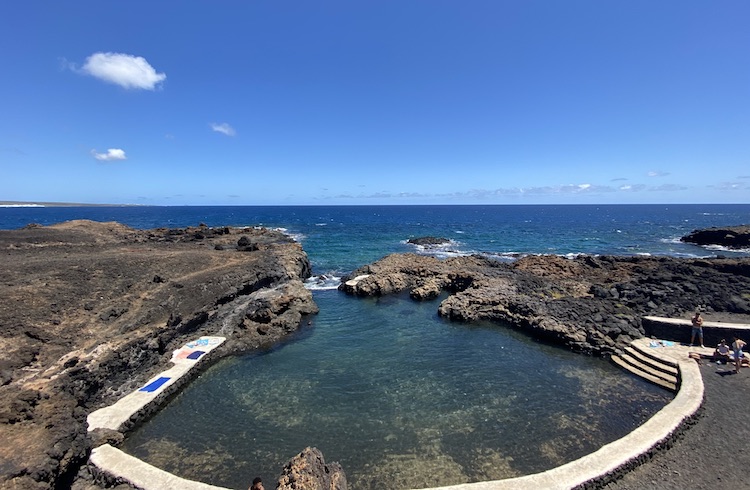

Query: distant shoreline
[
  {"left": 0, "top": 201, "right": 142, "bottom": 208},
  {"left": 3, "top": 201, "right": 750, "bottom": 208}
]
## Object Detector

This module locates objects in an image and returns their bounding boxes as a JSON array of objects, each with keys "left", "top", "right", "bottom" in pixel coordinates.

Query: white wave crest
[
  {"left": 304, "top": 274, "right": 342, "bottom": 291},
  {"left": 703, "top": 244, "right": 750, "bottom": 254},
  {"left": 272, "top": 227, "right": 305, "bottom": 242},
  {"left": 403, "top": 238, "right": 472, "bottom": 259}
]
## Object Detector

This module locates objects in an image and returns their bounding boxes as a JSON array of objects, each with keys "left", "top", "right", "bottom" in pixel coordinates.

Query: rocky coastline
[
  {"left": 339, "top": 252, "right": 750, "bottom": 355},
  {"left": 3, "top": 221, "right": 750, "bottom": 489},
  {"left": 0, "top": 221, "right": 320, "bottom": 489}
]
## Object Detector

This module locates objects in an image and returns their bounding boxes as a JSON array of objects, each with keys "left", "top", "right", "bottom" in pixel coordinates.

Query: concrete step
[
  {"left": 611, "top": 355, "right": 678, "bottom": 392},
  {"left": 616, "top": 352, "right": 678, "bottom": 385},
  {"left": 623, "top": 346, "right": 679, "bottom": 377},
  {"left": 628, "top": 342, "right": 679, "bottom": 369}
]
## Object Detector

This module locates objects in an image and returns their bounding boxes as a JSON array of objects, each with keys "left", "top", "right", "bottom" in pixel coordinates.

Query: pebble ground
[{"left": 604, "top": 357, "right": 749, "bottom": 489}]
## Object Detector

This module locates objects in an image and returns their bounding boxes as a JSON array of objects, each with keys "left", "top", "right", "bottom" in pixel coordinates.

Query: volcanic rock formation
[
  {"left": 340, "top": 253, "right": 750, "bottom": 354},
  {"left": 681, "top": 225, "right": 750, "bottom": 249},
  {"left": 0, "top": 220, "right": 318, "bottom": 488}
]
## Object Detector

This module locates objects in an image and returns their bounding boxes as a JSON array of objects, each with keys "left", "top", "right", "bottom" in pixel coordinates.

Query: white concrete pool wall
[
  {"left": 87, "top": 336, "right": 226, "bottom": 435},
  {"left": 88, "top": 333, "right": 704, "bottom": 490}
]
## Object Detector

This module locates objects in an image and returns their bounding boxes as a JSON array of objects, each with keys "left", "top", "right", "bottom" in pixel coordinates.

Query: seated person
[{"left": 714, "top": 339, "right": 732, "bottom": 362}]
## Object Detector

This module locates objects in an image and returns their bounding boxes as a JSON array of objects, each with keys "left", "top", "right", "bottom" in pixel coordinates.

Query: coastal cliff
[
  {"left": 339, "top": 252, "right": 750, "bottom": 354},
  {"left": 0, "top": 221, "right": 319, "bottom": 489}
]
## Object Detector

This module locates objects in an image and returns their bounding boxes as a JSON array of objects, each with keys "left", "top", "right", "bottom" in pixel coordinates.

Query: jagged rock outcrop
[
  {"left": 277, "top": 447, "right": 348, "bottom": 490},
  {"left": 681, "top": 225, "right": 750, "bottom": 249},
  {"left": 340, "top": 253, "right": 750, "bottom": 355},
  {"left": 0, "top": 220, "right": 317, "bottom": 489}
]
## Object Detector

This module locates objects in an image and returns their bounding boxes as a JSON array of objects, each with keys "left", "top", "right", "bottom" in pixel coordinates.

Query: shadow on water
[{"left": 121, "top": 290, "right": 672, "bottom": 490}]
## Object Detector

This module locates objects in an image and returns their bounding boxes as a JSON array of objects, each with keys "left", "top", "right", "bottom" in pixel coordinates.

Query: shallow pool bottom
[{"left": 121, "top": 291, "right": 672, "bottom": 490}]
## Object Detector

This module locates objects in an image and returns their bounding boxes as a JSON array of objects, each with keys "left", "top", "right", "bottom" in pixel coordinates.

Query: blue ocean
[
  {"left": 2, "top": 204, "right": 749, "bottom": 276},
  {"left": 2, "top": 204, "right": 749, "bottom": 489}
]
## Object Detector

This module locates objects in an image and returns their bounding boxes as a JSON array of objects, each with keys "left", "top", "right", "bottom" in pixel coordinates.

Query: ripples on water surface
[{"left": 122, "top": 291, "right": 672, "bottom": 490}]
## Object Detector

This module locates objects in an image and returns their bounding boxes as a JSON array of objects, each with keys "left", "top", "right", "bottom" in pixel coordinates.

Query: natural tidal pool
[{"left": 121, "top": 290, "right": 672, "bottom": 490}]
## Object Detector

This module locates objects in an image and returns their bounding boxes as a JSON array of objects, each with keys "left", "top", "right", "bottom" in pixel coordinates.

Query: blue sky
[{"left": 1, "top": 1, "right": 749, "bottom": 205}]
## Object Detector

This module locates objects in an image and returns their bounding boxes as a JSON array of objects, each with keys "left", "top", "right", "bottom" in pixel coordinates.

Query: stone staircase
[{"left": 611, "top": 342, "right": 679, "bottom": 392}]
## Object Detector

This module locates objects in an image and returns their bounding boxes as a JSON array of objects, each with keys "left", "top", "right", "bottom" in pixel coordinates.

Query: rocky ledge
[
  {"left": 339, "top": 252, "right": 750, "bottom": 354},
  {"left": 0, "top": 220, "right": 322, "bottom": 489},
  {"left": 681, "top": 225, "right": 750, "bottom": 249}
]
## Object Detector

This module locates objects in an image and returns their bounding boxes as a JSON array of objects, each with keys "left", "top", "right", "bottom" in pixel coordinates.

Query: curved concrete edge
[
  {"left": 416, "top": 357, "right": 704, "bottom": 490},
  {"left": 86, "top": 334, "right": 704, "bottom": 490},
  {"left": 90, "top": 444, "right": 231, "bottom": 490}
]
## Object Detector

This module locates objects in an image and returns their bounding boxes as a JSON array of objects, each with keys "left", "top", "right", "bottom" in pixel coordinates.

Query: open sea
[{"left": 2, "top": 204, "right": 749, "bottom": 489}]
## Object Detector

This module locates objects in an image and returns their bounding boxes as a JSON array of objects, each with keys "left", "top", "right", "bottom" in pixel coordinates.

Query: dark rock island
[
  {"left": 680, "top": 225, "right": 750, "bottom": 249},
  {"left": 406, "top": 236, "right": 451, "bottom": 247}
]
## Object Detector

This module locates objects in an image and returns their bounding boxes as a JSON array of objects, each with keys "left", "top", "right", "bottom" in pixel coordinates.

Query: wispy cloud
[
  {"left": 648, "top": 183, "right": 687, "bottom": 192},
  {"left": 647, "top": 170, "right": 670, "bottom": 177},
  {"left": 210, "top": 122, "right": 236, "bottom": 136},
  {"left": 322, "top": 179, "right": 709, "bottom": 202},
  {"left": 516, "top": 184, "right": 614, "bottom": 195},
  {"left": 619, "top": 184, "right": 647, "bottom": 192},
  {"left": 72, "top": 52, "right": 166, "bottom": 90},
  {"left": 712, "top": 181, "right": 749, "bottom": 191},
  {"left": 91, "top": 148, "right": 127, "bottom": 161},
  {"left": 330, "top": 183, "right": 622, "bottom": 201}
]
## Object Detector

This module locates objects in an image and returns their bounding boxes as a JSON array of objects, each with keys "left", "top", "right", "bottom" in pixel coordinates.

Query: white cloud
[
  {"left": 648, "top": 183, "right": 687, "bottom": 192},
  {"left": 210, "top": 122, "right": 236, "bottom": 136},
  {"left": 713, "top": 181, "right": 749, "bottom": 191},
  {"left": 81, "top": 52, "right": 166, "bottom": 90},
  {"left": 647, "top": 170, "right": 670, "bottom": 177},
  {"left": 91, "top": 148, "right": 127, "bottom": 161}
]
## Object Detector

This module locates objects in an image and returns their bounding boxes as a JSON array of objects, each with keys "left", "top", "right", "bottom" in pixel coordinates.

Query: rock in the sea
[
  {"left": 407, "top": 236, "right": 450, "bottom": 246},
  {"left": 681, "top": 225, "right": 750, "bottom": 249},
  {"left": 277, "top": 447, "right": 347, "bottom": 490}
]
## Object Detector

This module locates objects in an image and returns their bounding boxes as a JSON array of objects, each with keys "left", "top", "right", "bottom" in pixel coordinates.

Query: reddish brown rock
[{"left": 277, "top": 447, "right": 347, "bottom": 490}]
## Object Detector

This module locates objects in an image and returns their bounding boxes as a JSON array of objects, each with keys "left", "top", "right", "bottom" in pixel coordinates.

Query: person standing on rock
[
  {"left": 691, "top": 310, "right": 704, "bottom": 348},
  {"left": 732, "top": 337, "right": 746, "bottom": 374}
]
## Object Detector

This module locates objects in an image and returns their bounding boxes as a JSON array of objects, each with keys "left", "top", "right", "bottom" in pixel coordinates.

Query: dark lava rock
[
  {"left": 340, "top": 252, "right": 750, "bottom": 355},
  {"left": 681, "top": 225, "right": 750, "bottom": 249},
  {"left": 407, "top": 236, "right": 451, "bottom": 246},
  {"left": 0, "top": 220, "right": 317, "bottom": 489}
]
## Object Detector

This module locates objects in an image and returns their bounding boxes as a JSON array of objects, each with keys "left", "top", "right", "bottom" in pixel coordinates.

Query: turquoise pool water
[{"left": 121, "top": 290, "right": 671, "bottom": 490}]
